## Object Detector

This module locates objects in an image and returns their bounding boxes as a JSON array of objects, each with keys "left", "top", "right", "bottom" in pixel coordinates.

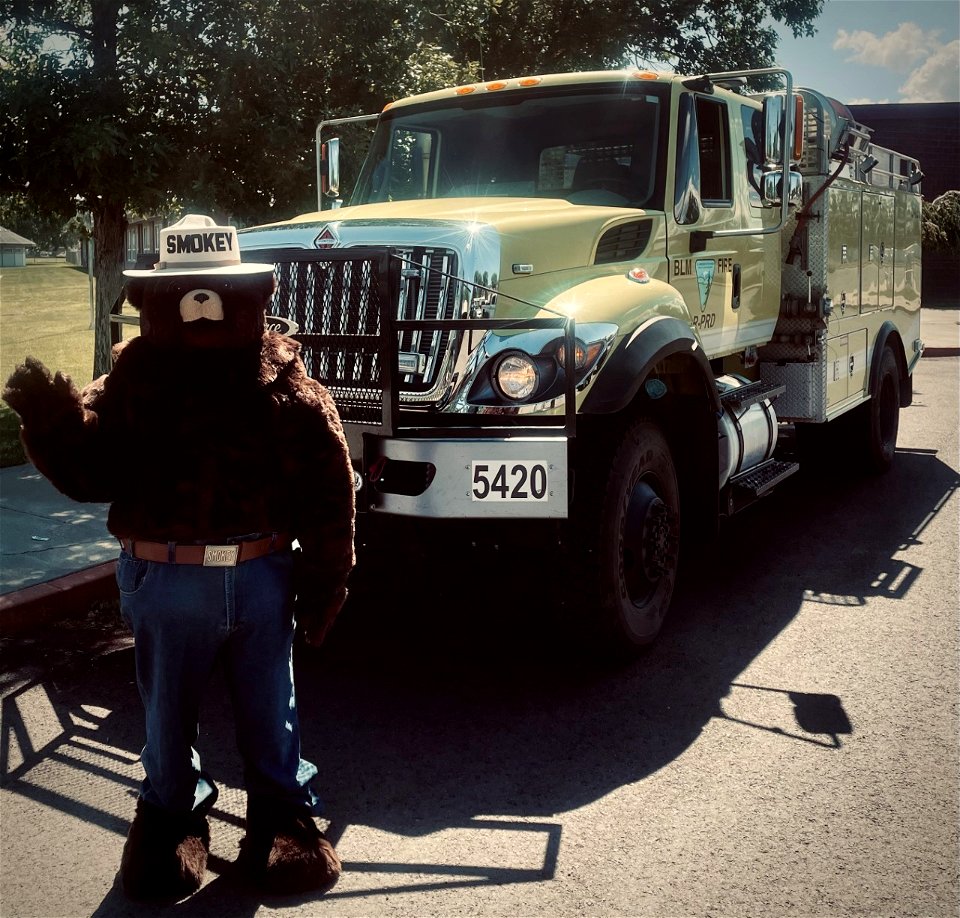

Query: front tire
[{"left": 572, "top": 418, "right": 680, "bottom": 654}]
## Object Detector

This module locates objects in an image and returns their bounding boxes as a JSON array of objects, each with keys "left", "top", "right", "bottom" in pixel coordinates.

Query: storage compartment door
[
  {"left": 826, "top": 334, "right": 849, "bottom": 408},
  {"left": 862, "top": 192, "right": 895, "bottom": 312},
  {"left": 827, "top": 186, "right": 861, "bottom": 316}
]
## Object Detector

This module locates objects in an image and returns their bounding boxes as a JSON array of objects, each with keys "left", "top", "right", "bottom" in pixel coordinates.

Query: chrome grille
[
  {"left": 395, "top": 247, "right": 459, "bottom": 393},
  {"left": 262, "top": 247, "right": 459, "bottom": 425},
  {"left": 269, "top": 253, "right": 386, "bottom": 425}
]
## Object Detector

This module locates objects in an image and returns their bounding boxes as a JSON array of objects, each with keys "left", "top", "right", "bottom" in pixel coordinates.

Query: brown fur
[
  {"left": 124, "top": 273, "right": 274, "bottom": 348},
  {"left": 4, "top": 273, "right": 355, "bottom": 901},
  {"left": 119, "top": 799, "right": 210, "bottom": 902},
  {"left": 238, "top": 810, "right": 342, "bottom": 894},
  {"left": 4, "top": 326, "right": 355, "bottom": 634}
]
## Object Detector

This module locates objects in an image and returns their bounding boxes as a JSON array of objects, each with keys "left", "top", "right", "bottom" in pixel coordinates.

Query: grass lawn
[{"left": 0, "top": 260, "right": 136, "bottom": 467}]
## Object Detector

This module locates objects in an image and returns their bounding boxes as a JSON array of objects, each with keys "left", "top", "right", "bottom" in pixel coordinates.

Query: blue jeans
[{"left": 117, "top": 546, "right": 320, "bottom": 816}]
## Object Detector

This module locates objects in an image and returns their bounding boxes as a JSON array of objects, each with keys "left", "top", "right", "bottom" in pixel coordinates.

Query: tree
[
  {"left": 922, "top": 191, "right": 960, "bottom": 253},
  {"left": 407, "top": 0, "right": 823, "bottom": 80},
  {"left": 2, "top": 0, "right": 823, "bottom": 378},
  {"left": 0, "top": 193, "right": 77, "bottom": 250},
  {"left": 1, "top": 0, "right": 411, "bottom": 377}
]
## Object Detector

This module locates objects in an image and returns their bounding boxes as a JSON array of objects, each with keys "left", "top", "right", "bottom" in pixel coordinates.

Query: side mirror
[
  {"left": 761, "top": 169, "right": 803, "bottom": 208},
  {"left": 320, "top": 138, "right": 341, "bottom": 199},
  {"left": 762, "top": 93, "right": 804, "bottom": 166},
  {"left": 762, "top": 95, "right": 784, "bottom": 165}
]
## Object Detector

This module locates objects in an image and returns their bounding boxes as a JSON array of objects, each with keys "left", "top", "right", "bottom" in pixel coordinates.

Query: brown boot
[
  {"left": 119, "top": 798, "right": 210, "bottom": 901},
  {"left": 237, "top": 801, "right": 341, "bottom": 894}
]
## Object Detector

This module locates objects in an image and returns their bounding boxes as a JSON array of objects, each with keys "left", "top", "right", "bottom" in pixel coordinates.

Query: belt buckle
[{"left": 203, "top": 545, "right": 239, "bottom": 567}]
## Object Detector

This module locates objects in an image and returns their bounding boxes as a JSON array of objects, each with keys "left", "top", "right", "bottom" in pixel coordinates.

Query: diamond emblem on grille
[{"left": 314, "top": 224, "right": 340, "bottom": 249}]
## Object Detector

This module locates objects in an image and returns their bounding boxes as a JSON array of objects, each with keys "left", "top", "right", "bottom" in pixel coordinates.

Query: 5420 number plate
[{"left": 472, "top": 461, "right": 549, "bottom": 502}]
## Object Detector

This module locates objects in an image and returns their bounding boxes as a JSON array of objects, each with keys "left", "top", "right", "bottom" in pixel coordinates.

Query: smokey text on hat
[{"left": 166, "top": 232, "right": 235, "bottom": 256}]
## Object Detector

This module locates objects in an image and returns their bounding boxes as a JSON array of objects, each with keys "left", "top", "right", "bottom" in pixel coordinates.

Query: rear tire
[
  {"left": 862, "top": 346, "right": 900, "bottom": 473},
  {"left": 571, "top": 418, "right": 680, "bottom": 654},
  {"left": 795, "top": 346, "right": 901, "bottom": 476}
]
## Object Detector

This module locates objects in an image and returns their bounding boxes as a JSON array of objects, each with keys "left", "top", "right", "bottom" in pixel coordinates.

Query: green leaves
[
  {"left": 2, "top": 0, "right": 823, "bottom": 227},
  {"left": 923, "top": 191, "right": 960, "bottom": 254},
  {"left": 1, "top": 0, "right": 824, "bottom": 377}
]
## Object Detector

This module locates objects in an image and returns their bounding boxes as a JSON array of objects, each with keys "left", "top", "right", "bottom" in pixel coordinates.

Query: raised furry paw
[{"left": 3, "top": 357, "right": 82, "bottom": 429}]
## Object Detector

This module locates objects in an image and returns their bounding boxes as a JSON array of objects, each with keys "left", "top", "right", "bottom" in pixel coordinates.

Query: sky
[{"left": 770, "top": 0, "right": 960, "bottom": 104}]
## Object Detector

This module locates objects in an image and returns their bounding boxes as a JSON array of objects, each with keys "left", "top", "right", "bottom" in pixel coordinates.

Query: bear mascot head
[{"left": 123, "top": 218, "right": 275, "bottom": 351}]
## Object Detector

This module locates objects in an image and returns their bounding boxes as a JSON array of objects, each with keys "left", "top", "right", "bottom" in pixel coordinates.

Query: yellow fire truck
[{"left": 238, "top": 67, "right": 924, "bottom": 654}]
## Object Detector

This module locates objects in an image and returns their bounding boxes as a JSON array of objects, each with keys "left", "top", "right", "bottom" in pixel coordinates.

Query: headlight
[
  {"left": 460, "top": 321, "right": 617, "bottom": 408},
  {"left": 494, "top": 353, "right": 539, "bottom": 400}
]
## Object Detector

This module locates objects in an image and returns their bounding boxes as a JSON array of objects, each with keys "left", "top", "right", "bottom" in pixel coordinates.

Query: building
[
  {"left": 0, "top": 227, "right": 36, "bottom": 267},
  {"left": 66, "top": 213, "right": 169, "bottom": 271},
  {"left": 125, "top": 214, "right": 167, "bottom": 268}
]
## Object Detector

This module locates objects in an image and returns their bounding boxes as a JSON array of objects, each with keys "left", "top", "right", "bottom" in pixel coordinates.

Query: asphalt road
[{"left": 1, "top": 344, "right": 957, "bottom": 917}]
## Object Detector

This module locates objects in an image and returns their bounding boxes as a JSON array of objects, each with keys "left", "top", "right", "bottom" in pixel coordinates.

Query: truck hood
[{"left": 241, "top": 197, "right": 655, "bottom": 279}]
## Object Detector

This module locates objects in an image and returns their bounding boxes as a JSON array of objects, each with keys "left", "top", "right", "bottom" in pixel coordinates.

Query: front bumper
[{"left": 363, "top": 434, "right": 570, "bottom": 519}]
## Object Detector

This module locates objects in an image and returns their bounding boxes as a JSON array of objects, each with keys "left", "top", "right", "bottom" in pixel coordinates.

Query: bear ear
[
  {"left": 259, "top": 272, "right": 278, "bottom": 304},
  {"left": 124, "top": 278, "right": 146, "bottom": 311},
  {"left": 230, "top": 272, "right": 277, "bottom": 305}
]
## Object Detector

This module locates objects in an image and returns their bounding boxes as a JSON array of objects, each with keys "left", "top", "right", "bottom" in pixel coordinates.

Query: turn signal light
[{"left": 792, "top": 94, "right": 805, "bottom": 161}]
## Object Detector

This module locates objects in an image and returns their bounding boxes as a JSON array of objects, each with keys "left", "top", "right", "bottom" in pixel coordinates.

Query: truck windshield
[{"left": 352, "top": 85, "right": 669, "bottom": 210}]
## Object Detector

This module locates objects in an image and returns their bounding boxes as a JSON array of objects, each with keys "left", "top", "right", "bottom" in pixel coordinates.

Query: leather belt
[{"left": 120, "top": 534, "right": 291, "bottom": 567}]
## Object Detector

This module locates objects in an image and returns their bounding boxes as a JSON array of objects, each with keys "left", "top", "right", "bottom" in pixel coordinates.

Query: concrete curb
[{"left": 0, "top": 561, "right": 117, "bottom": 635}]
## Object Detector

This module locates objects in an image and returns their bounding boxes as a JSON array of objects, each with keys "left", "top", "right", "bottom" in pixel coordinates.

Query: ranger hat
[{"left": 123, "top": 214, "right": 274, "bottom": 277}]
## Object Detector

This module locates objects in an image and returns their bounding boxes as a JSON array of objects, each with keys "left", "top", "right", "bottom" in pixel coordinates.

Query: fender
[
  {"left": 870, "top": 320, "right": 912, "bottom": 408},
  {"left": 582, "top": 315, "right": 720, "bottom": 414}
]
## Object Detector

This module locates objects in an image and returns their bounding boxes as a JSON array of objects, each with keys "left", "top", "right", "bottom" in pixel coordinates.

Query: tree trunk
[{"left": 92, "top": 201, "right": 126, "bottom": 378}]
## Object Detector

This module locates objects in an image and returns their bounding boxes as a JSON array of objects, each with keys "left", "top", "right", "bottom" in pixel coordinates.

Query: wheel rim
[{"left": 622, "top": 477, "right": 675, "bottom": 606}]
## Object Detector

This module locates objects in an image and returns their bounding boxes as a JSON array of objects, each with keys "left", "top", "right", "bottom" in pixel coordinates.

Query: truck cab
[{"left": 238, "top": 67, "right": 922, "bottom": 655}]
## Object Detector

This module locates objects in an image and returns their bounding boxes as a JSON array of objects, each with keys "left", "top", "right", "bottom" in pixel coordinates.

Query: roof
[
  {"left": 385, "top": 69, "right": 684, "bottom": 112},
  {"left": 0, "top": 226, "right": 36, "bottom": 247}
]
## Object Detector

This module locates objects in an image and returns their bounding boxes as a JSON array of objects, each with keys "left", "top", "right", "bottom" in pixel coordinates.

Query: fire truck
[{"left": 238, "top": 67, "right": 924, "bottom": 654}]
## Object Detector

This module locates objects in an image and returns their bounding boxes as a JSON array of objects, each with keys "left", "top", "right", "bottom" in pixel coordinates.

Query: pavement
[
  {"left": 0, "top": 307, "right": 956, "bottom": 918},
  {"left": 1, "top": 306, "right": 957, "bottom": 637}
]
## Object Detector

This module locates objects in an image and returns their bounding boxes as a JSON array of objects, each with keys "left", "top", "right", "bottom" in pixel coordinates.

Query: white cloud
[
  {"left": 833, "top": 22, "right": 940, "bottom": 72},
  {"left": 898, "top": 40, "right": 960, "bottom": 102},
  {"left": 846, "top": 97, "right": 892, "bottom": 105},
  {"left": 833, "top": 22, "right": 960, "bottom": 103}
]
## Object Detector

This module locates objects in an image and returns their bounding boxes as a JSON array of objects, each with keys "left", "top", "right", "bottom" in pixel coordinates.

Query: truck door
[{"left": 669, "top": 92, "right": 773, "bottom": 357}]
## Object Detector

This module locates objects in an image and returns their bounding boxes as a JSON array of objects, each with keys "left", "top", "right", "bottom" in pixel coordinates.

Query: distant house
[
  {"left": 0, "top": 227, "right": 36, "bottom": 267},
  {"left": 125, "top": 214, "right": 167, "bottom": 268},
  {"left": 67, "top": 213, "right": 169, "bottom": 270}
]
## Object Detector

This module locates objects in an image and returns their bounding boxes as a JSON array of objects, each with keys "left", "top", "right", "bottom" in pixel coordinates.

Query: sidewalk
[
  {"left": 0, "top": 463, "right": 117, "bottom": 633},
  {"left": 0, "top": 308, "right": 956, "bottom": 636}
]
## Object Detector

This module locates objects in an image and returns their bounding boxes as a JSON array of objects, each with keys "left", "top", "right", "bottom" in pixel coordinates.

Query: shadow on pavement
[{"left": 1, "top": 446, "right": 957, "bottom": 914}]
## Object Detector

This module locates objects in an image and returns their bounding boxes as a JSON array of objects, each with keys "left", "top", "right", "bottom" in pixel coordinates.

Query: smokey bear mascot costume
[{"left": 3, "top": 214, "right": 355, "bottom": 901}]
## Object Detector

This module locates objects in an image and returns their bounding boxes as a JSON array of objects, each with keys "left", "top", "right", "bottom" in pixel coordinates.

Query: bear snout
[{"left": 179, "top": 289, "right": 224, "bottom": 323}]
